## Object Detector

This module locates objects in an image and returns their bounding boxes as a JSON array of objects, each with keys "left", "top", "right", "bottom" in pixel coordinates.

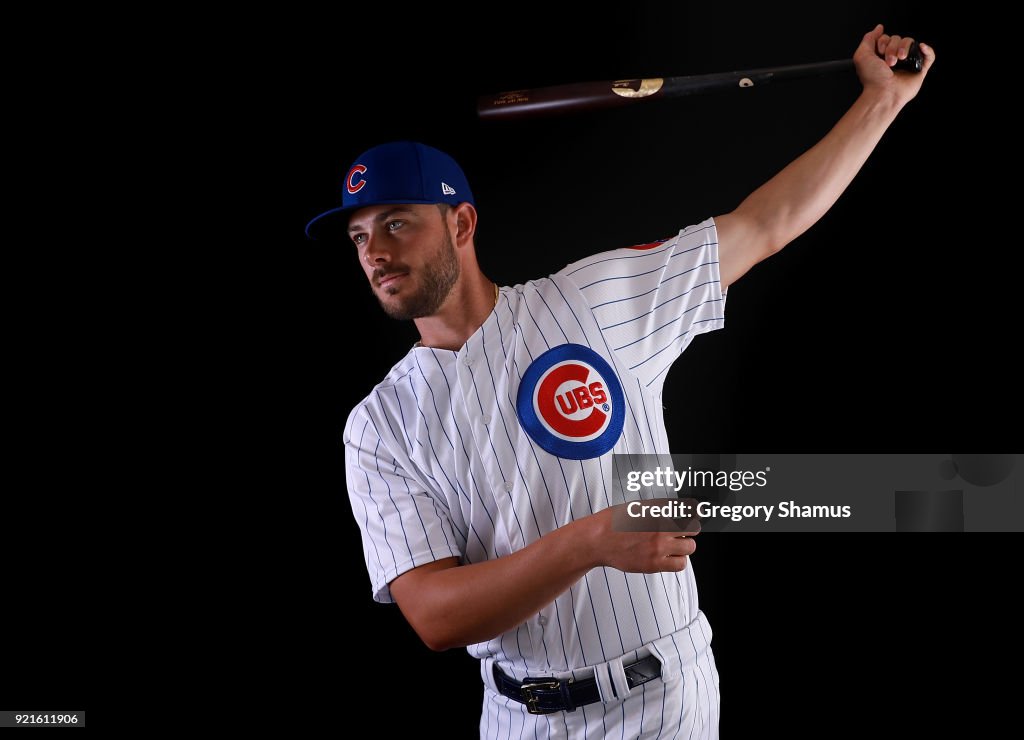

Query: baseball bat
[{"left": 478, "top": 42, "right": 923, "bottom": 120}]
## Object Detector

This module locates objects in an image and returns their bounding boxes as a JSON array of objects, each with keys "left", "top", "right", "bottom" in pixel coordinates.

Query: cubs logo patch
[{"left": 516, "top": 344, "right": 625, "bottom": 460}]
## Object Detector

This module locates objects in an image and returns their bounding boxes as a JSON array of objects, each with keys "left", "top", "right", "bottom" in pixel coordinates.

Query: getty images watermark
[{"left": 610, "top": 454, "right": 1021, "bottom": 532}]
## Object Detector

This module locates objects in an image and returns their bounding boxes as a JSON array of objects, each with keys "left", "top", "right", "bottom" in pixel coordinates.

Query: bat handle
[{"left": 891, "top": 40, "right": 924, "bottom": 72}]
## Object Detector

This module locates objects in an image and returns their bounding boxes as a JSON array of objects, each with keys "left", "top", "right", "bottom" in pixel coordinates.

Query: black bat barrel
[{"left": 478, "top": 43, "right": 921, "bottom": 120}]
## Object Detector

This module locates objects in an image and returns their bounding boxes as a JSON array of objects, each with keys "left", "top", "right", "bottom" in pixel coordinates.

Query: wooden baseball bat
[{"left": 478, "top": 42, "right": 922, "bottom": 120}]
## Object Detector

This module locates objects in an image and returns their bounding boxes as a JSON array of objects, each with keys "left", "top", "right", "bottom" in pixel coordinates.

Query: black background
[
  {"left": 282, "top": 1, "right": 1016, "bottom": 736},
  {"left": 5, "top": 1, "right": 1017, "bottom": 734}
]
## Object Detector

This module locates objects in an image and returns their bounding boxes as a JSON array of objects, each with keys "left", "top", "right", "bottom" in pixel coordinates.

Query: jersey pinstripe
[{"left": 344, "top": 217, "right": 726, "bottom": 738}]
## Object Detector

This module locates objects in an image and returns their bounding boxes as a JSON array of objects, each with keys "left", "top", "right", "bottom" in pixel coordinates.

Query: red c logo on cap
[{"left": 347, "top": 164, "right": 367, "bottom": 194}]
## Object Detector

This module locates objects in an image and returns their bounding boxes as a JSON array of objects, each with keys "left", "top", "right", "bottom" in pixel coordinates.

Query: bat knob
[{"left": 892, "top": 40, "right": 924, "bottom": 73}]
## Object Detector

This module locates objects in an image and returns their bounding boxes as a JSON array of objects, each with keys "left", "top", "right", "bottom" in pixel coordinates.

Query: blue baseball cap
[{"left": 305, "top": 140, "right": 475, "bottom": 239}]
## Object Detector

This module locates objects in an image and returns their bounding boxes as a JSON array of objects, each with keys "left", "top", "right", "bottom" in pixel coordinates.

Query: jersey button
[
  {"left": 481, "top": 414, "right": 491, "bottom": 426},
  {"left": 504, "top": 481, "right": 513, "bottom": 493},
  {"left": 462, "top": 354, "right": 472, "bottom": 366},
  {"left": 538, "top": 615, "right": 548, "bottom": 627}
]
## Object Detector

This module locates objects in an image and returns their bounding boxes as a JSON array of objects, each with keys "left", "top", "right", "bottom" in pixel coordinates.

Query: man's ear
[{"left": 452, "top": 202, "right": 477, "bottom": 247}]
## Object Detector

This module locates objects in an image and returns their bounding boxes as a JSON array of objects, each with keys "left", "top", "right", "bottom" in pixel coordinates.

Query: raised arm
[{"left": 715, "top": 25, "right": 936, "bottom": 288}]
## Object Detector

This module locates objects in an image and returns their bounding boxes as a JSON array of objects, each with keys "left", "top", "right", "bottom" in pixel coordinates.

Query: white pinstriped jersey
[{"left": 344, "top": 218, "right": 726, "bottom": 738}]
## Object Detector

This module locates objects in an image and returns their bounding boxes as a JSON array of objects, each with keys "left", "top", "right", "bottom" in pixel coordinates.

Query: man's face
[{"left": 346, "top": 203, "right": 460, "bottom": 320}]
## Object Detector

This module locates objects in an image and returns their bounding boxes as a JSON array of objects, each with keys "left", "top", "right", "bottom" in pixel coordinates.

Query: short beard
[{"left": 377, "top": 227, "right": 460, "bottom": 320}]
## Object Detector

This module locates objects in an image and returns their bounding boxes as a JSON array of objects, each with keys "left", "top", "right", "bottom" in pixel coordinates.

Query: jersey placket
[{"left": 455, "top": 322, "right": 552, "bottom": 671}]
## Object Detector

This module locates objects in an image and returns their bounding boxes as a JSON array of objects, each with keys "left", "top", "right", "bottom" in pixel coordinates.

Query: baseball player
[{"left": 307, "top": 26, "right": 933, "bottom": 739}]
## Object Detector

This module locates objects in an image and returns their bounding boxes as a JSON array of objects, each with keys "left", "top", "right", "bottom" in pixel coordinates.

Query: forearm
[
  {"left": 739, "top": 89, "right": 904, "bottom": 253},
  {"left": 394, "top": 518, "right": 595, "bottom": 651}
]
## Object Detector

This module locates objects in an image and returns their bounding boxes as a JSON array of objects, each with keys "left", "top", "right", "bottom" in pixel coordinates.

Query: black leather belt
[{"left": 493, "top": 654, "right": 662, "bottom": 715}]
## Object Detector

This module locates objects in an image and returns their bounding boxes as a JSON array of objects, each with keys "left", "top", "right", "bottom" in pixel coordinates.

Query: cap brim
[
  {"left": 305, "top": 205, "right": 357, "bottom": 240},
  {"left": 305, "top": 199, "right": 447, "bottom": 241}
]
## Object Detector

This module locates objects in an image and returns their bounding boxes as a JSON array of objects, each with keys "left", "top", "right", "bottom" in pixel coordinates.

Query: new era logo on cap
[{"left": 305, "top": 141, "right": 476, "bottom": 240}]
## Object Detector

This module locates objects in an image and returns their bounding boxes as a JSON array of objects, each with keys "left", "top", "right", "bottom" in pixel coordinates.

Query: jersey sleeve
[
  {"left": 558, "top": 217, "right": 726, "bottom": 392},
  {"left": 344, "top": 403, "right": 464, "bottom": 604}
]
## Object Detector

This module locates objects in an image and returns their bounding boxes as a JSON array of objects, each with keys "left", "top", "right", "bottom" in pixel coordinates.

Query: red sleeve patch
[{"left": 626, "top": 237, "right": 670, "bottom": 251}]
